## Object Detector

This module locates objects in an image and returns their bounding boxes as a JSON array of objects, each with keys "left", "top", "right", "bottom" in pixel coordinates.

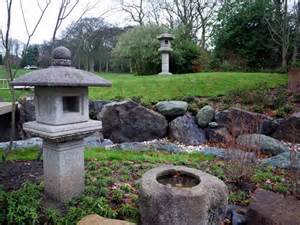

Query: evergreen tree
[{"left": 20, "top": 45, "right": 39, "bottom": 67}]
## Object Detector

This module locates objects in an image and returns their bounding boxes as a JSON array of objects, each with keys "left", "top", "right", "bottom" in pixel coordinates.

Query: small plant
[
  {"left": 229, "top": 191, "right": 250, "bottom": 205},
  {"left": 98, "top": 187, "right": 109, "bottom": 197},
  {"left": 275, "top": 105, "right": 293, "bottom": 118},
  {"left": 273, "top": 87, "right": 288, "bottom": 109},
  {"left": 5, "top": 183, "right": 42, "bottom": 225},
  {"left": 210, "top": 164, "right": 226, "bottom": 180},
  {"left": 120, "top": 184, "right": 132, "bottom": 193},
  {"left": 99, "top": 167, "right": 113, "bottom": 176},
  {"left": 45, "top": 208, "right": 62, "bottom": 224},
  {"left": 111, "top": 189, "right": 125, "bottom": 203},
  {"left": 118, "top": 204, "right": 139, "bottom": 222},
  {"left": 252, "top": 168, "right": 289, "bottom": 193}
]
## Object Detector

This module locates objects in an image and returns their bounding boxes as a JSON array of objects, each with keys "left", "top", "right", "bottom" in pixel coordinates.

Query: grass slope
[
  {"left": 0, "top": 68, "right": 287, "bottom": 103},
  {"left": 95, "top": 72, "right": 287, "bottom": 103}
]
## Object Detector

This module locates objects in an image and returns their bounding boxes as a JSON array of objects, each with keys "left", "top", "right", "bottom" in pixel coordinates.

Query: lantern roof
[
  {"left": 157, "top": 33, "right": 174, "bottom": 40},
  {"left": 11, "top": 46, "right": 112, "bottom": 87}
]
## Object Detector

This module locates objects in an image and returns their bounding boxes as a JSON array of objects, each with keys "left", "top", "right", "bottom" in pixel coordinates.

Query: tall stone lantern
[
  {"left": 158, "top": 33, "right": 174, "bottom": 75},
  {"left": 11, "top": 46, "right": 112, "bottom": 202}
]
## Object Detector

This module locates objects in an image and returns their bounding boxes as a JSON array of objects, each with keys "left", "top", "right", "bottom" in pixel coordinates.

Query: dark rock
[
  {"left": 0, "top": 112, "right": 17, "bottom": 142},
  {"left": 232, "top": 210, "right": 247, "bottom": 225},
  {"left": 215, "top": 108, "right": 274, "bottom": 137},
  {"left": 18, "top": 99, "right": 35, "bottom": 123},
  {"left": 155, "top": 101, "right": 188, "bottom": 117},
  {"left": 261, "top": 118, "right": 283, "bottom": 135},
  {"left": 272, "top": 112, "right": 300, "bottom": 143},
  {"left": 89, "top": 100, "right": 112, "bottom": 120},
  {"left": 83, "top": 132, "right": 114, "bottom": 148},
  {"left": 202, "top": 147, "right": 226, "bottom": 158},
  {"left": 196, "top": 105, "right": 215, "bottom": 128},
  {"left": 169, "top": 114, "right": 206, "bottom": 145},
  {"left": 206, "top": 127, "right": 233, "bottom": 143},
  {"left": 236, "top": 134, "right": 289, "bottom": 155},
  {"left": 99, "top": 101, "right": 168, "bottom": 143},
  {"left": 247, "top": 189, "right": 300, "bottom": 225},
  {"left": 261, "top": 152, "right": 300, "bottom": 169}
]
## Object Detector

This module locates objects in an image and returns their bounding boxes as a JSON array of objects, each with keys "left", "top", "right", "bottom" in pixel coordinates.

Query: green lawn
[
  {"left": 95, "top": 72, "right": 287, "bottom": 103},
  {"left": 0, "top": 68, "right": 288, "bottom": 103}
]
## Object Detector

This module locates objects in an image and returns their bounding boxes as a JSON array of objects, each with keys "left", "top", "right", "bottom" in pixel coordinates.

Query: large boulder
[
  {"left": 215, "top": 108, "right": 275, "bottom": 137},
  {"left": 18, "top": 98, "right": 36, "bottom": 123},
  {"left": 155, "top": 101, "right": 188, "bottom": 117},
  {"left": 206, "top": 127, "right": 233, "bottom": 144},
  {"left": 236, "top": 134, "right": 289, "bottom": 155},
  {"left": 169, "top": 114, "right": 206, "bottom": 145},
  {"left": 78, "top": 214, "right": 136, "bottom": 225},
  {"left": 196, "top": 105, "right": 215, "bottom": 128},
  {"left": 261, "top": 151, "right": 300, "bottom": 169},
  {"left": 99, "top": 101, "right": 168, "bottom": 143},
  {"left": 247, "top": 189, "right": 300, "bottom": 225},
  {"left": 272, "top": 112, "right": 300, "bottom": 143},
  {"left": 89, "top": 100, "right": 112, "bottom": 120}
]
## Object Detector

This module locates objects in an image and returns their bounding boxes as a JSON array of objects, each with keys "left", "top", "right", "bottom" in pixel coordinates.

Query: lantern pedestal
[
  {"left": 24, "top": 120, "right": 101, "bottom": 202},
  {"left": 43, "top": 139, "right": 84, "bottom": 202}
]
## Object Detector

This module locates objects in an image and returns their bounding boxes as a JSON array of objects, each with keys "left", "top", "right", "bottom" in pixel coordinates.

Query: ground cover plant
[{"left": 0, "top": 148, "right": 293, "bottom": 225}]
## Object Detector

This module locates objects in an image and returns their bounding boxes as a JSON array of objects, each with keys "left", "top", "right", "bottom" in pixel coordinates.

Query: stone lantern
[
  {"left": 11, "top": 46, "right": 112, "bottom": 202},
  {"left": 158, "top": 33, "right": 174, "bottom": 75}
]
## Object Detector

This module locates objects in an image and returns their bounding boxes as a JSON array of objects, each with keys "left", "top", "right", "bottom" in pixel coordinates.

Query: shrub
[
  {"left": 275, "top": 105, "right": 293, "bottom": 118},
  {"left": 112, "top": 25, "right": 164, "bottom": 75},
  {"left": 274, "top": 88, "right": 289, "bottom": 109},
  {"left": 224, "top": 150, "right": 257, "bottom": 184}
]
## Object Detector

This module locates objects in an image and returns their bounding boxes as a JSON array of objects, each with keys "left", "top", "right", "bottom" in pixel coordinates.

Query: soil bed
[{"left": 0, "top": 160, "right": 43, "bottom": 191}]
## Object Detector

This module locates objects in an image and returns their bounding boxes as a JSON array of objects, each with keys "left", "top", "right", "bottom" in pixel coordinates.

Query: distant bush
[{"left": 112, "top": 25, "right": 202, "bottom": 75}]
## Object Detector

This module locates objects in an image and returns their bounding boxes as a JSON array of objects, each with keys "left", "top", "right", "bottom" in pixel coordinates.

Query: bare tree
[
  {"left": 265, "top": 0, "right": 293, "bottom": 70},
  {"left": 195, "top": 0, "right": 219, "bottom": 49},
  {"left": 0, "top": 0, "right": 50, "bottom": 157},
  {"left": 52, "top": 0, "right": 80, "bottom": 46},
  {"left": 292, "top": 0, "right": 300, "bottom": 66},
  {"left": 160, "top": 0, "right": 219, "bottom": 46},
  {"left": 121, "top": 0, "right": 146, "bottom": 25},
  {"left": 20, "top": 0, "right": 51, "bottom": 49}
]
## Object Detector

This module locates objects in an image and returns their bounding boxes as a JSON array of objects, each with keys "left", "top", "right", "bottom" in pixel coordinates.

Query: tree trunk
[
  {"left": 106, "top": 61, "right": 109, "bottom": 72},
  {"left": 282, "top": 45, "right": 288, "bottom": 70},
  {"left": 129, "top": 62, "right": 133, "bottom": 73},
  {"left": 4, "top": 54, "right": 16, "bottom": 159},
  {"left": 90, "top": 58, "right": 94, "bottom": 72},
  {"left": 292, "top": 1, "right": 300, "bottom": 66},
  {"left": 201, "top": 26, "right": 206, "bottom": 49}
]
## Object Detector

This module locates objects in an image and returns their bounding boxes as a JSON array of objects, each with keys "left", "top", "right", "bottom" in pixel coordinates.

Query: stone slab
[
  {"left": 77, "top": 214, "right": 136, "bottom": 225},
  {"left": 23, "top": 120, "right": 102, "bottom": 141},
  {"left": 0, "top": 102, "right": 12, "bottom": 115},
  {"left": 247, "top": 189, "right": 300, "bottom": 225}
]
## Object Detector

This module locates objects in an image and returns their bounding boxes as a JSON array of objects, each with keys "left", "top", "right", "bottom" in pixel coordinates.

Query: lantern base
[{"left": 43, "top": 139, "right": 84, "bottom": 202}]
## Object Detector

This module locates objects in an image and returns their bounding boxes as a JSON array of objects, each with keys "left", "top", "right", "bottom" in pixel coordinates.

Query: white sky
[{"left": 0, "top": 0, "right": 129, "bottom": 45}]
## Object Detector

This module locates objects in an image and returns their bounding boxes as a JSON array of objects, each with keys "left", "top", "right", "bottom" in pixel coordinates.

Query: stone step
[
  {"left": 77, "top": 214, "right": 136, "bottom": 225},
  {"left": 247, "top": 189, "right": 300, "bottom": 225}
]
